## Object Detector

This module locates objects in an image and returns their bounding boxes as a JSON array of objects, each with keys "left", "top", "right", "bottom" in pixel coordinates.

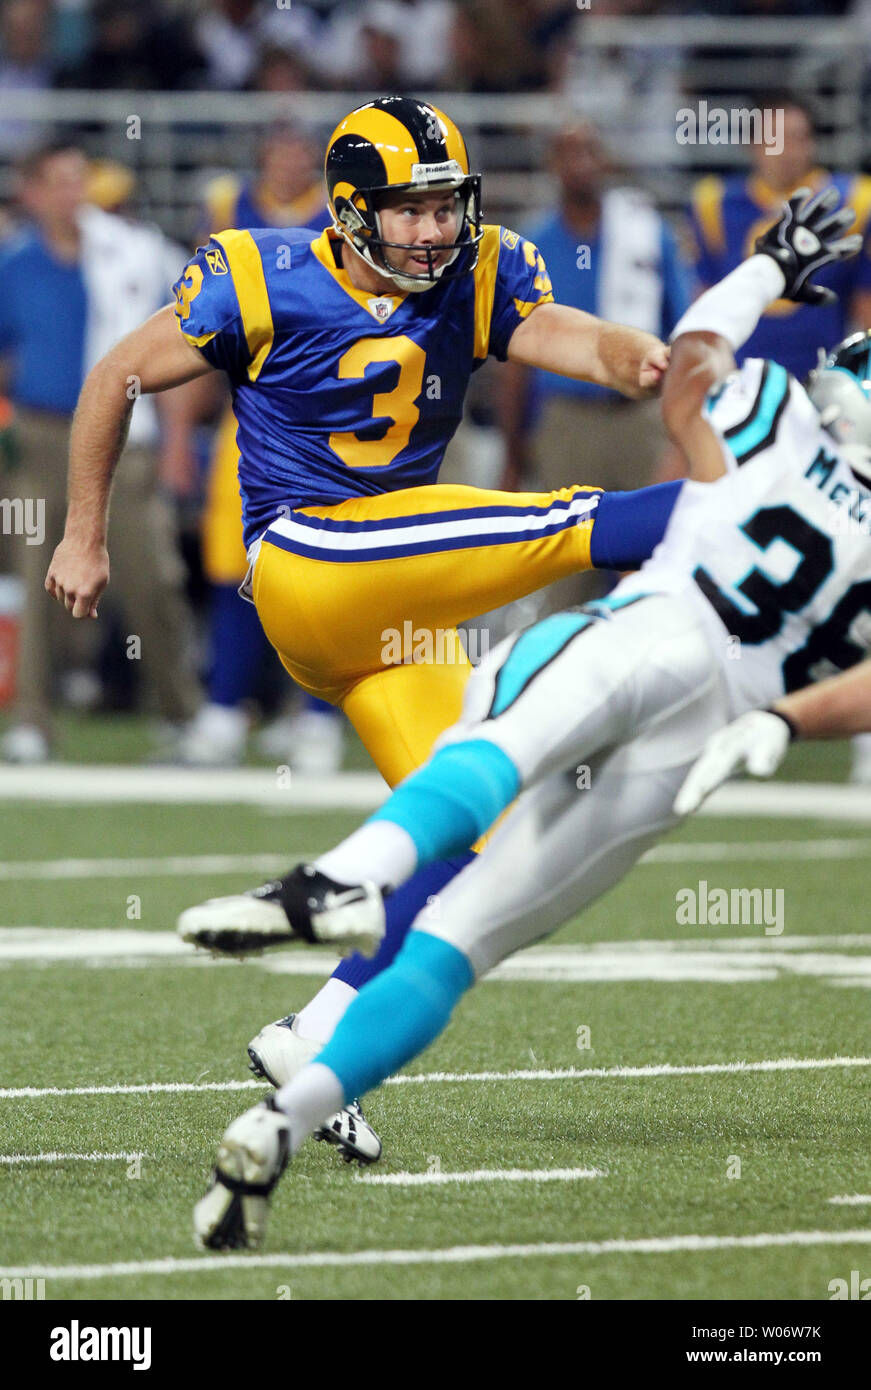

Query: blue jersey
[
  {"left": 526, "top": 209, "right": 694, "bottom": 404},
  {"left": 173, "top": 224, "right": 554, "bottom": 548},
  {"left": 0, "top": 230, "right": 87, "bottom": 413},
  {"left": 688, "top": 169, "right": 871, "bottom": 379},
  {"left": 199, "top": 174, "right": 331, "bottom": 239}
]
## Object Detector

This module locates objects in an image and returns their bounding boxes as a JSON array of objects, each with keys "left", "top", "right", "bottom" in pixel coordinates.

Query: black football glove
[{"left": 754, "top": 186, "right": 862, "bottom": 307}]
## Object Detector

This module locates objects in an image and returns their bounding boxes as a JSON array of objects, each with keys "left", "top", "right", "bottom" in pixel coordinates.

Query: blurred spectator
[
  {"left": 500, "top": 120, "right": 695, "bottom": 612},
  {"left": 556, "top": 0, "right": 686, "bottom": 169},
  {"left": 692, "top": 0, "right": 836, "bottom": 17},
  {"left": 196, "top": 0, "right": 321, "bottom": 92},
  {"left": 687, "top": 93, "right": 871, "bottom": 380},
  {"left": 359, "top": 3, "right": 413, "bottom": 94},
  {"left": 198, "top": 125, "right": 327, "bottom": 239},
  {"left": 195, "top": 0, "right": 263, "bottom": 90},
  {"left": 451, "top": 0, "right": 575, "bottom": 92},
  {"left": 254, "top": 44, "right": 314, "bottom": 95},
  {"left": 57, "top": 0, "right": 204, "bottom": 90},
  {"left": 175, "top": 126, "right": 345, "bottom": 771},
  {"left": 320, "top": 0, "right": 455, "bottom": 91},
  {"left": 0, "top": 141, "right": 203, "bottom": 762},
  {"left": 0, "top": 0, "right": 54, "bottom": 158},
  {"left": 86, "top": 158, "right": 136, "bottom": 215},
  {"left": 394, "top": 0, "right": 456, "bottom": 86}
]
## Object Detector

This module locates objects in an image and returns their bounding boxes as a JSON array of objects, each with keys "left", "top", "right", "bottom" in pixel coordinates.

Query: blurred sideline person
[
  {"left": 178, "top": 125, "right": 347, "bottom": 772},
  {"left": 0, "top": 141, "right": 202, "bottom": 762},
  {"left": 46, "top": 97, "right": 674, "bottom": 1163},
  {"left": 500, "top": 120, "right": 695, "bottom": 612},
  {"left": 0, "top": 0, "right": 55, "bottom": 160},
  {"left": 689, "top": 93, "right": 871, "bottom": 381},
  {"left": 688, "top": 90, "right": 871, "bottom": 783}
]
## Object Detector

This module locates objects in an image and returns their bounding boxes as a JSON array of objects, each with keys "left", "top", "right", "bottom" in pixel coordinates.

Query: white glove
[{"left": 674, "top": 709, "right": 794, "bottom": 817}]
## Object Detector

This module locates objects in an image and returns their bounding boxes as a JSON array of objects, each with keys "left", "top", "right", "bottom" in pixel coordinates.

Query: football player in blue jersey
[
  {"left": 46, "top": 96, "right": 678, "bottom": 1165},
  {"left": 180, "top": 123, "right": 344, "bottom": 771},
  {"left": 688, "top": 92, "right": 871, "bottom": 382}
]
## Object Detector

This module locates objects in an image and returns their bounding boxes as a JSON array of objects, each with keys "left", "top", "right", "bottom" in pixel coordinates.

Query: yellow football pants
[{"left": 251, "top": 482, "right": 600, "bottom": 787}]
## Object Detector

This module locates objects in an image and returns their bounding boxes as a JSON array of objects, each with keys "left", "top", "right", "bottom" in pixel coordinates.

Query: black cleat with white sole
[
  {"left": 178, "top": 864, "right": 387, "bottom": 959},
  {"left": 194, "top": 1097, "right": 290, "bottom": 1251},
  {"left": 313, "top": 1099, "right": 382, "bottom": 1167},
  {"left": 247, "top": 1015, "right": 382, "bottom": 1167}
]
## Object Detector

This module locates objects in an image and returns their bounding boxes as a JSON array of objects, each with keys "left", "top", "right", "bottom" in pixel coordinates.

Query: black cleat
[{"left": 178, "top": 865, "right": 387, "bottom": 958}]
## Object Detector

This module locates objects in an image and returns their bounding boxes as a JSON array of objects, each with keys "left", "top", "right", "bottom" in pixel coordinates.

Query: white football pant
[{"left": 419, "top": 594, "right": 731, "bottom": 976}]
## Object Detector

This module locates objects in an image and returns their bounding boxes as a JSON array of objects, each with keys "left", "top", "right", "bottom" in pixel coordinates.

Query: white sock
[
  {"left": 294, "top": 977, "right": 357, "bottom": 1043},
  {"left": 315, "top": 819, "right": 418, "bottom": 889},
  {"left": 276, "top": 1062, "right": 345, "bottom": 1155}
]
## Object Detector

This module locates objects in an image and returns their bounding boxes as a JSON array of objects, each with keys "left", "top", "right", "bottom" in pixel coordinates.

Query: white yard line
[
  {"left": 828, "top": 1195, "right": 871, "bottom": 1206},
  {"left": 641, "top": 837, "right": 871, "bottom": 863},
  {"left": 0, "top": 1080, "right": 262, "bottom": 1099},
  {"left": 0, "top": 766, "right": 388, "bottom": 808},
  {"left": 2, "top": 1055, "right": 869, "bottom": 1101},
  {"left": 2, "top": 766, "right": 871, "bottom": 822},
  {"left": 586, "top": 934, "right": 871, "bottom": 951},
  {"left": 3, "top": 928, "right": 869, "bottom": 958},
  {"left": 0, "top": 1152, "right": 146, "bottom": 1164},
  {"left": 0, "top": 854, "right": 310, "bottom": 881},
  {"left": 4, "top": 1228, "right": 871, "bottom": 1281},
  {"left": 698, "top": 783, "right": 871, "bottom": 822},
  {"left": 385, "top": 1057, "right": 871, "bottom": 1085},
  {"left": 3, "top": 838, "right": 871, "bottom": 881},
  {"left": 355, "top": 1167, "right": 605, "bottom": 1186},
  {"left": 5, "top": 929, "right": 869, "bottom": 987}
]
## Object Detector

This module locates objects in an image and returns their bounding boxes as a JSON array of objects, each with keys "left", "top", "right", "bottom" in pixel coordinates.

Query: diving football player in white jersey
[{"left": 193, "top": 188, "right": 870, "bottom": 1251}]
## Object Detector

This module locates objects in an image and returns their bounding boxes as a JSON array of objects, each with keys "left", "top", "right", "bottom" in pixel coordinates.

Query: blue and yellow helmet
[{"left": 324, "top": 95, "right": 483, "bottom": 293}]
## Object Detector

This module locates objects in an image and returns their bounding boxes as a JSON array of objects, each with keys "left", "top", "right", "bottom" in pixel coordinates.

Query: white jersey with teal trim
[{"left": 616, "top": 358, "right": 871, "bottom": 716}]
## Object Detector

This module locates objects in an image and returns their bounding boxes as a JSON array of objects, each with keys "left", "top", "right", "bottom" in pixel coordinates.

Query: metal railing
[{"left": 0, "top": 16, "right": 865, "bottom": 241}]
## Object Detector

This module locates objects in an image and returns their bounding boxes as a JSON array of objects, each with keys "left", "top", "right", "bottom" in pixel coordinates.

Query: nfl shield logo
[{"left": 368, "top": 297, "right": 395, "bottom": 323}]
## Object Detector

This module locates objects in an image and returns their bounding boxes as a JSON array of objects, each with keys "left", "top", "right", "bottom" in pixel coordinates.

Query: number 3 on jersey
[{"left": 329, "top": 336, "right": 426, "bottom": 470}]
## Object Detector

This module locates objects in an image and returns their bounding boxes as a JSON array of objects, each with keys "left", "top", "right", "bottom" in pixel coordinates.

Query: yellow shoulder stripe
[
  {"left": 212, "top": 230, "right": 274, "bottom": 381},
  {"left": 473, "top": 225, "right": 502, "bottom": 360},
  {"left": 309, "top": 227, "right": 408, "bottom": 316},
  {"left": 205, "top": 175, "right": 240, "bottom": 234},
  {"left": 692, "top": 175, "right": 726, "bottom": 256},
  {"left": 513, "top": 292, "right": 553, "bottom": 319},
  {"left": 847, "top": 175, "right": 871, "bottom": 237}
]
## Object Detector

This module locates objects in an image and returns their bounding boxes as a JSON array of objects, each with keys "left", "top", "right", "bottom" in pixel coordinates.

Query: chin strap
[{"left": 338, "top": 205, "right": 463, "bottom": 295}]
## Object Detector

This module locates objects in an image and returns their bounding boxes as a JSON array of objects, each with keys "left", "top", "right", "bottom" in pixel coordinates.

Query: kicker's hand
[
  {"left": 638, "top": 340, "right": 670, "bottom": 394},
  {"left": 45, "top": 537, "right": 109, "bottom": 618},
  {"left": 673, "top": 709, "right": 794, "bottom": 817},
  {"left": 754, "top": 186, "right": 862, "bottom": 307}
]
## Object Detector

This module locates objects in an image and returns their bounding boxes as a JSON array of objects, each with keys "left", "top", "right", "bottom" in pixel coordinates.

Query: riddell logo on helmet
[{"left": 411, "top": 160, "right": 464, "bottom": 185}]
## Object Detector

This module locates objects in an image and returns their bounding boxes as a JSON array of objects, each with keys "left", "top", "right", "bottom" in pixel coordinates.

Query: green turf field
[{"left": 0, "top": 732, "right": 869, "bottom": 1301}]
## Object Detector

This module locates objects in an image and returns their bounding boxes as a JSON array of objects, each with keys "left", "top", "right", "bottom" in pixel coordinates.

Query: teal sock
[{"left": 370, "top": 739, "right": 520, "bottom": 865}]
